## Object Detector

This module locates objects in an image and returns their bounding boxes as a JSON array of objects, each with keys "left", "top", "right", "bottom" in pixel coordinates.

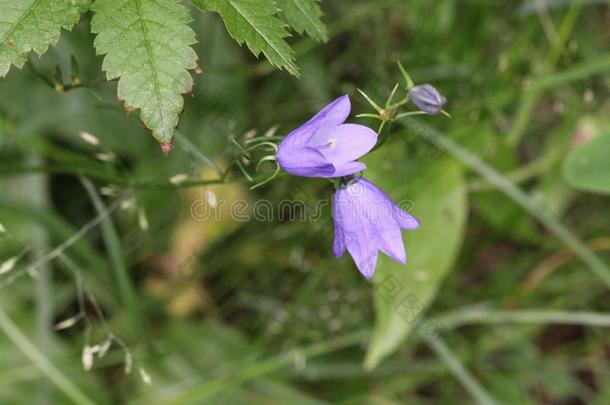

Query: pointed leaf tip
[{"left": 160, "top": 143, "right": 173, "bottom": 156}]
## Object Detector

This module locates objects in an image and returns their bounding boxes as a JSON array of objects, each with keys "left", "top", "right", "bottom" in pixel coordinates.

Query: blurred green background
[{"left": 2, "top": 0, "right": 610, "bottom": 403}]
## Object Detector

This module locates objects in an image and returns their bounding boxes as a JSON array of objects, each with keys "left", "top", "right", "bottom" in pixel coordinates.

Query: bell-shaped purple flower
[
  {"left": 408, "top": 84, "right": 446, "bottom": 115},
  {"left": 332, "top": 177, "right": 420, "bottom": 279},
  {"left": 277, "top": 96, "right": 378, "bottom": 178}
]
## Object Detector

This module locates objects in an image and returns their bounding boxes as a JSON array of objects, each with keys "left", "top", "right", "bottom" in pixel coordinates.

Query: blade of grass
[
  {"left": 419, "top": 330, "right": 496, "bottom": 405},
  {"left": 547, "top": 0, "right": 584, "bottom": 66},
  {"left": 0, "top": 306, "right": 97, "bottom": 405},
  {"left": 438, "top": 308, "right": 610, "bottom": 329},
  {"left": 80, "top": 177, "right": 152, "bottom": 351},
  {"left": 26, "top": 152, "right": 53, "bottom": 404},
  {"left": 401, "top": 121, "right": 610, "bottom": 288}
]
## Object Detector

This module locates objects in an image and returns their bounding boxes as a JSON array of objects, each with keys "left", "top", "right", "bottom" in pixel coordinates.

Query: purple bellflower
[
  {"left": 333, "top": 177, "right": 420, "bottom": 279},
  {"left": 408, "top": 84, "right": 446, "bottom": 115},
  {"left": 277, "top": 96, "right": 378, "bottom": 178}
]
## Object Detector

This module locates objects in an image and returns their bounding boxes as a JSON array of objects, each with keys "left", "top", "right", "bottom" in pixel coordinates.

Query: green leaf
[
  {"left": 0, "top": 0, "right": 83, "bottom": 78},
  {"left": 562, "top": 133, "right": 610, "bottom": 195},
  {"left": 278, "top": 0, "right": 328, "bottom": 42},
  {"left": 193, "top": 0, "right": 299, "bottom": 76},
  {"left": 91, "top": 0, "right": 198, "bottom": 145},
  {"left": 363, "top": 156, "right": 467, "bottom": 370}
]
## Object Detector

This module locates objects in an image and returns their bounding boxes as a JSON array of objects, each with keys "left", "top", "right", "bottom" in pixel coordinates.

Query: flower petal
[
  {"left": 332, "top": 217, "right": 346, "bottom": 258},
  {"left": 313, "top": 95, "right": 351, "bottom": 127},
  {"left": 394, "top": 208, "right": 420, "bottom": 230},
  {"left": 278, "top": 95, "right": 351, "bottom": 150},
  {"left": 311, "top": 124, "right": 378, "bottom": 167},
  {"left": 334, "top": 184, "right": 381, "bottom": 278},
  {"left": 375, "top": 222, "right": 407, "bottom": 264},
  {"left": 362, "top": 179, "right": 420, "bottom": 230},
  {"left": 354, "top": 180, "right": 407, "bottom": 265},
  {"left": 277, "top": 146, "right": 335, "bottom": 177},
  {"left": 349, "top": 247, "right": 378, "bottom": 280},
  {"left": 331, "top": 161, "right": 366, "bottom": 177}
]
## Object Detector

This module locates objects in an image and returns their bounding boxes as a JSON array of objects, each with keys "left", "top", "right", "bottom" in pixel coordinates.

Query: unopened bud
[{"left": 408, "top": 84, "right": 446, "bottom": 115}]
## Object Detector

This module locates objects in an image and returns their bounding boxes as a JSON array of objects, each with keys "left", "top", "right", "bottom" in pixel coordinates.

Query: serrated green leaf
[
  {"left": 278, "top": 0, "right": 327, "bottom": 42},
  {"left": 91, "top": 0, "right": 198, "bottom": 145},
  {"left": 193, "top": 0, "right": 299, "bottom": 76},
  {"left": 0, "top": 0, "right": 83, "bottom": 78},
  {"left": 362, "top": 155, "right": 467, "bottom": 370},
  {"left": 562, "top": 133, "right": 610, "bottom": 195}
]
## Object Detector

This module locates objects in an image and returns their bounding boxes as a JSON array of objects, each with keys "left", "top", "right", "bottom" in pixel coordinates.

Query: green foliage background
[{"left": 2, "top": 0, "right": 610, "bottom": 403}]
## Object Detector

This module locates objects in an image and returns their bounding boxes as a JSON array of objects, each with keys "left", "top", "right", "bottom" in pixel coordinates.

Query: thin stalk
[{"left": 438, "top": 308, "right": 610, "bottom": 330}]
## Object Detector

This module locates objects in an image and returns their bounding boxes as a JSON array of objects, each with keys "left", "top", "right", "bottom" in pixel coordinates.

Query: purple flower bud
[
  {"left": 333, "top": 177, "right": 420, "bottom": 279},
  {"left": 277, "top": 96, "right": 378, "bottom": 178},
  {"left": 408, "top": 84, "right": 446, "bottom": 115}
]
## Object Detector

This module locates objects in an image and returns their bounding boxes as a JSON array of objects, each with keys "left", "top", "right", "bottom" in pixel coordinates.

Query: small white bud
[
  {"left": 264, "top": 126, "right": 279, "bottom": 138},
  {"left": 124, "top": 353, "right": 133, "bottom": 374},
  {"left": 139, "top": 367, "right": 152, "bottom": 386},
  {"left": 99, "top": 186, "right": 118, "bottom": 197},
  {"left": 204, "top": 190, "right": 218, "bottom": 208},
  {"left": 80, "top": 132, "right": 100, "bottom": 146},
  {"left": 292, "top": 350, "right": 306, "bottom": 370},
  {"left": 0, "top": 255, "right": 19, "bottom": 275},
  {"left": 54, "top": 315, "right": 81, "bottom": 330},
  {"left": 0, "top": 223, "right": 6, "bottom": 234},
  {"left": 121, "top": 199, "right": 135, "bottom": 211},
  {"left": 138, "top": 208, "right": 149, "bottom": 232},
  {"left": 97, "top": 339, "right": 112, "bottom": 358},
  {"left": 96, "top": 152, "right": 116, "bottom": 162},
  {"left": 169, "top": 174, "right": 189, "bottom": 185},
  {"left": 82, "top": 346, "right": 96, "bottom": 371}
]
